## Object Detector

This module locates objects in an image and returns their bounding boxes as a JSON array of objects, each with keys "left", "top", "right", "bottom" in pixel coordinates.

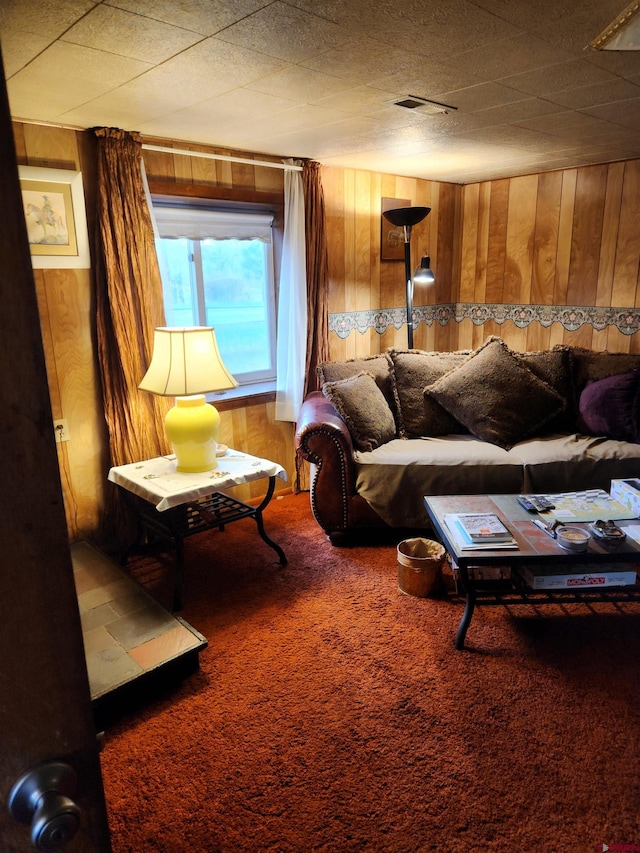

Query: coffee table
[{"left": 424, "top": 494, "right": 640, "bottom": 650}]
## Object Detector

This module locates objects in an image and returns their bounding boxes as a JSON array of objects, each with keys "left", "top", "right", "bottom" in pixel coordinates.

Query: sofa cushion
[
  {"left": 425, "top": 337, "right": 566, "bottom": 449},
  {"left": 321, "top": 371, "right": 397, "bottom": 452},
  {"left": 317, "top": 354, "right": 397, "bottom": 415},
  {"left": 576, "top": 369, "right": 640, "bottom": 442},
  {"left": 514, "top": 432, "right": 640, "bottom": 493},
  {"left": 354, "top": 435, "right": 525, "bottom": 528},
  {"left": 569, "top": 347, "right": 640, "bottom": 397},
  {"left": 520, "top": 346, "right": 574, "bottom": 431},
  {"left": 388, "top": 348, "right": 470, "bottom": 437}
]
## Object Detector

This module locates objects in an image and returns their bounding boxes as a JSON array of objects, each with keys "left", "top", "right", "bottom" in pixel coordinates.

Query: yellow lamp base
[{"left": 165, "top": 395, "right": 221, "bottom": 473}]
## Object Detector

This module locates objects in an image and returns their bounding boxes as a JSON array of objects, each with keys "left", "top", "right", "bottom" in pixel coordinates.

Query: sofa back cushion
[
  {"left": 388, "top": 349, "right": 470, "bottom": 437},
  {"left": 425, "top": 337, "right": 567, "bottom": 449},
  {"left": 569, "top": 348, "right": 640, "bottom": 398},
  {"left": 317, "top": 354, "right": 397, "bottom": 417},
  {"left": 521, "top": 346, "right": 574, "bottom": 432},
  {"left": 321, "top": 371, "right": 397, "bottom": 452}
]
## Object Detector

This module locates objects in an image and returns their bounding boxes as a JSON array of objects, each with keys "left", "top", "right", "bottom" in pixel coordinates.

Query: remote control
[{"left": 517, "top": 495, "right": 555, "bottom": 513}]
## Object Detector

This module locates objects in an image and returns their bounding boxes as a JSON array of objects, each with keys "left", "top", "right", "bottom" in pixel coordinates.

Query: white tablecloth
[{"left": 108, "top": 450, "right": 287, "bottom": 512}]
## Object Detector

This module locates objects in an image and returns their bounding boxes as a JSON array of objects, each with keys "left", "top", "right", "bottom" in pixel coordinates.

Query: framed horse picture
[{"left": 18, "top": 167, "right": 90, "bottom": 268}]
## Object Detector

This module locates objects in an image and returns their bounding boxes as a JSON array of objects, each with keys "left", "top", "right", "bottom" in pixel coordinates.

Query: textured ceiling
[{"left": 2, "top": 0, "right": 640, "bottom": 184}]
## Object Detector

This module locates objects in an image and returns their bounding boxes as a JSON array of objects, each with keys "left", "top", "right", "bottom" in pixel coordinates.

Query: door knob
[{"left": 8, "top": 761, "right": 81, "bottom": 850}]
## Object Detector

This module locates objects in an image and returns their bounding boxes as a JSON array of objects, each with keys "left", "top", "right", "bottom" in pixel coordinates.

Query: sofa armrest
[{"left": 295, "top": 391, "right": 358, "bottom": 534}]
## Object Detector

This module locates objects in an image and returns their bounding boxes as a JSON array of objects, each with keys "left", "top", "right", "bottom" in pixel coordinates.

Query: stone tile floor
[{"left": 71, "top": 541, "right": 206, "bottom": 702}]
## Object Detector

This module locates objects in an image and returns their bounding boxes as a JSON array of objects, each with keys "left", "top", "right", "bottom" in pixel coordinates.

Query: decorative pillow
[
  {"left": 388, "top": 348, "right": 470, "bottom": 437},
  {"left": 322, "top": 371, "right": 397, "bottom": 452},
  {"left": 317, "top": 354, "right": 396, "bottom": 415},
  {"left": 577, "top": 369, "right": 640, "bottom": 443},
  {"left": 425, "top": 337, "right": 567, "bottom": 449},
  {"left": 520, "top": 346, "right": 574, "bottom": 432}
]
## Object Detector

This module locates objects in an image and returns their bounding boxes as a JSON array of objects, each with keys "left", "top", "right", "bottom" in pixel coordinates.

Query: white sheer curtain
[{"left": 276, "top": 159, "right": 307, "bottom": 422}]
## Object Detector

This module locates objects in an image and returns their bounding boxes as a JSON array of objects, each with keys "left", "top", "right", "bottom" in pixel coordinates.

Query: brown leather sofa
[{"left": 295, "top": 339, "right": 640, "bottom": 543}]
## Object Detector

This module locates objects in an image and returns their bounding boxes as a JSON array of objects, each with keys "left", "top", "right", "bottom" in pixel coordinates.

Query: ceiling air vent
[{"left": 392, "top": 95, "right": 457, "bottom": 115}]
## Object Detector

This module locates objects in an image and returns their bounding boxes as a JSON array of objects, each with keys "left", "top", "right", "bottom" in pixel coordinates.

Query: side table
[{"left": 109, "top": 450, "right": 288, "bottom": 610}]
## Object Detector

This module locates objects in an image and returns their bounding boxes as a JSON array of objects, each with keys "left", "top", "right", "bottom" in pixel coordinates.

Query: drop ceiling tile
[
  {"left": 57, "top": 98, "right": 155, "bottom": 132},
  {"left": 161, "top": 37, "right": 287, "bottom": 89},
  {"left": 300, "top": 37, "right": 418, "bottom": 85},
  {"left": 582, "top": 98, "right": 640, "bottom": 131},
  {"left": 337, "top": 0, "right": 523, "bottom": 62},
  {"left": 247, "top": 66, "right": 357, "bottom": 103},
  {"left": 139, "top": 88, "right": 299, "bottom": 138},
  {"left": 516, "top": 110, "right": 627, "bottom": 137},
  {"left": 106, "top": 0, "right": 269, "bottom": 36},
  {"left": 372, "top": 59, "right": 484, "bottom": 100},
  {"left": 446, "top": 33, "right": 576, "bottom": 81},
  {"left": 433, "top": 82, "right": 527, "bottom": 112},
  {"left": 257, "top": 127, "right": 374, "bottom": 160},
  {"left": 532, "top": 1, "right": 635, "bottom": 53},
  {"left": 499, "top": 58, "right": 617, "bottom": 98},
  {"left": 1, "top": 0, "right": 96, "bottom": 38},
  {"left": 469, "top": 0, "right": 579, "bottom": 31},
  {"left": 454, "top": 123, "right": 557, "bottom": 150},
  {"left": 471, "top": 98, "right": 568, "bottom": 125},
  {"left": 308, "top": 111, "right": 407, "bottom": 141},
  {"left": 402, "top": 110, "right": 494, "bottom": 137},
  {"left": 61, "top": 4, "right": 202, "bottom": 64},
  {"left": 146, "top": 119, "right": 275, "bottom": 152},
  {"left": 584, "top": 50, "right": 640, "bottom": 77},
  {"left": 0, "top": 31, "right": 53, "bottom": 77},
  {"left": 244, "top": 103, "right": 353, "bottom": 136},
  {"left": 214, "top": 0, "right": 350, "bottom": 63},
  {"left": 546, "top": 79, "right": 640, "bottom": 110},
  {"left": 7, "top": 42, "right": 153, "bottom": 122}
]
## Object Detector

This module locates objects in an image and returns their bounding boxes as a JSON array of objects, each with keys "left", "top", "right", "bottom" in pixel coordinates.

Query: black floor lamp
[{"left": 382, "top": 206, "right": 432, "bottom": 348}]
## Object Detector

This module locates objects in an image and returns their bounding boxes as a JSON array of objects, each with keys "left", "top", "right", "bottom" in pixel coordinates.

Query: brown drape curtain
[
  {"left": 94, "top": 128, "right": 171, "bottom": 540},
  {"left": 301, "top": 160, "right": 330, "bottom": 398},
  {"left": 296, "top": 160, "right": 330, "bottom": 491}
]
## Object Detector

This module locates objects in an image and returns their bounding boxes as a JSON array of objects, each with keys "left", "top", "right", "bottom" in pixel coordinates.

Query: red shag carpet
[{"left": 101, "top": 493, "right": 640, "bottom": 853}]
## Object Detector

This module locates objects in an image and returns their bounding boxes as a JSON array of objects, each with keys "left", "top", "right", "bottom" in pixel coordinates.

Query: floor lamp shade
[{"left": 139, "top": 327, "right": 238, "bottom": 473}]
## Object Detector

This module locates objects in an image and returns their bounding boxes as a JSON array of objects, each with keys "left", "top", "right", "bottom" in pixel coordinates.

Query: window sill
[{"left": 206, "top": 381, "right": 276, "bottom": 411}]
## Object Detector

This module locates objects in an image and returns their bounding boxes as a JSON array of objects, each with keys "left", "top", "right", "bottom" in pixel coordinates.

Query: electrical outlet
[{"left": 54, "top": 419, "right": 69, "bottom": 443}]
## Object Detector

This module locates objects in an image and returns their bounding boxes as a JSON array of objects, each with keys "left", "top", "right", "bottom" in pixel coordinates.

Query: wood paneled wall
[
  {"left": 459, "top": 161, "right": 640, "bottom": 355},
  {"left": 13, "top": 122, "right": 108, "bottom": 542},
  {"left": 321, "top": 166, "right": 462, "bottom": 358}
]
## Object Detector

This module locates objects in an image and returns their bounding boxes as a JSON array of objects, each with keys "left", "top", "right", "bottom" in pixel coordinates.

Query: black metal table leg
[
  {"left": 173, "top": 535, "right": 184, "bottom": 612},
  {"left": 121, "top": 478, "right": 288, "bottom": 611},
  {"left": 254, "top": 477, "right": 287, "bottom": 565},
  {"left": 454, "top": 567, "right": 476, "bottom": 650}
]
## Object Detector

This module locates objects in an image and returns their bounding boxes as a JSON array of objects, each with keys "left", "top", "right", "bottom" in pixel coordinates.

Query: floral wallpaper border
[{"left": 329, "top": 303, "right": 640, "bottom": 339}]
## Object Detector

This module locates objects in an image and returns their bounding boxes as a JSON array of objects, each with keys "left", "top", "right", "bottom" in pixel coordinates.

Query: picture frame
[
  {"left": 381, "top": 197, "right": 410, "bottom": 261},
  {"left": 18, "top": 166, "right": 90, "bottom": 269}
]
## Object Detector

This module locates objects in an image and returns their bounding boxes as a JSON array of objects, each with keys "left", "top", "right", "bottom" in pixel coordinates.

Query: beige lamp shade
[{"left": 139, "top": 326, "right": 238, "bottom": 396}]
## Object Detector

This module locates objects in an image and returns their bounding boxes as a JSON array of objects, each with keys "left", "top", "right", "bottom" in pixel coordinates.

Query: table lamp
[{"left": 139, "top": 326, "right": 238, "bottom": 473}]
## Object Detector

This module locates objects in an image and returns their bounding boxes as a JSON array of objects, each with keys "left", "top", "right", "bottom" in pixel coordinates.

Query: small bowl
[{"left": 556, "top": 525, "right": 589, "bottom": 552}]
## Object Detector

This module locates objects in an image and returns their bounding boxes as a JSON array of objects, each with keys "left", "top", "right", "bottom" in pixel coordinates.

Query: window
[{"left": 153, "top": 204, "right": 277, "bottom": 391}]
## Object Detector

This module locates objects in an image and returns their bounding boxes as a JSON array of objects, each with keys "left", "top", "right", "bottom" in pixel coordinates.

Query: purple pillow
[{"left": 576, "top": 369, "right": 640, "bottom": 442}]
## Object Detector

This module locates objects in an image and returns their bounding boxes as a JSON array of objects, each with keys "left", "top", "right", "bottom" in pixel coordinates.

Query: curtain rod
[{"left": 141, "top": 144, "right": 303, "bottom": 172}]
